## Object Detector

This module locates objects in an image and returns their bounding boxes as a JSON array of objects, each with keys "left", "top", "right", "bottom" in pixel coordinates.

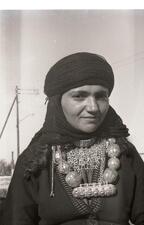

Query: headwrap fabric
[{"left": 44, "top": 52, "right": 114, "bottom": 97}]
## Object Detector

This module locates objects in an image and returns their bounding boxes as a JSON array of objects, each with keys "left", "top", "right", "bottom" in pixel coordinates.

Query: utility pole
[
  {"left": 15, "top": 86, "right": 20, "bottom": 158},
  {"left": 11, "top": 151, "right": 15, "bottom": 175},
  {"left": 0, "top": 86, "right": 39, "bottom": 160},
  {"left": 0, "top": 96, "right": 16, "bottom": 139}
]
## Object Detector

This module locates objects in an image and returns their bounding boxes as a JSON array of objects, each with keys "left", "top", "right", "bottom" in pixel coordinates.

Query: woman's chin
[{"left": 80, "top": 124, "right": 99, "bottom": 133}]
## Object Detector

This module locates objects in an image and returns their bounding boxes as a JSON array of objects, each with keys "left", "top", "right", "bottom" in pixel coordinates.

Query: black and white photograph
[{"left": 0, "top": 9, "right": 144, "bottom": 225}]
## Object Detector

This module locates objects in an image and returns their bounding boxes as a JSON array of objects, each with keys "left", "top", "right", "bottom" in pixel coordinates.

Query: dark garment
[{"left": 2, "top": 147, "right": 144, "bottom": 225}]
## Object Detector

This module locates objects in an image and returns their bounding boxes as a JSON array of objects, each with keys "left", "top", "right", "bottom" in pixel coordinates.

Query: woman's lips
[
  {"left": 81, "top": 115, "right": 101, "bottom": 122},
  {"left": 81, "top": 116, "right": 97, "bottom": 121},
  {"left": 83, "top": 117, "right": 96, "bottom": 119}
]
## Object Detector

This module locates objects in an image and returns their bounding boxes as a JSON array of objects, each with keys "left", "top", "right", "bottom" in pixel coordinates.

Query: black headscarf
[{"left": 44, "top": 52, "right": 114, "bottom": 97}]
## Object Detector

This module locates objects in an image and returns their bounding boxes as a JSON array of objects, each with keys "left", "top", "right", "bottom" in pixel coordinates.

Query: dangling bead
[
  {"left": 108, "top": 158, "right": 120, "bottom": 170},
  {"left": 57, "top": 161, "right": 70, "bottom": 174},
  {"left": 55, "top": 151, "right": 62, "bottom": 163},
  {"left": 108, "top": 138, "right": 116, "bottom": 144},
  {"left": 103, "top": 168, "right": 118, "bottom": 183},
  {"left": 107, "top": 143, "right": 120, "bottom": 158},
  {"left": 65, "top": 171, "right": 82, "bottom": 188}
]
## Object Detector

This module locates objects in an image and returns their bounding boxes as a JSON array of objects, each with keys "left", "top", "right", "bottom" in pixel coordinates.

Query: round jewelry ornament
[
  {"left": 108, "top": 138, "right": 116, "bottom": 144},
  {"left": 103, "top": 168, "right": 118, "bottom": 183},
  {"left": 65, "top": 171, "right": 82, "bottom": 188},
  {"left": 108, "top": 157, "right": 120, "bottom": 170},
  {"left": 57, "top": 161, "right": 70, "bottom": 174},
  {"left": 107, "top": 143, "right": 120, "bottom": 158}
]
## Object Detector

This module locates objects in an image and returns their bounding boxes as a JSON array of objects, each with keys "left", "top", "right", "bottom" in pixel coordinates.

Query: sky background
[{"left": 0, "top": 10, "right": 144, "bottom": 162}]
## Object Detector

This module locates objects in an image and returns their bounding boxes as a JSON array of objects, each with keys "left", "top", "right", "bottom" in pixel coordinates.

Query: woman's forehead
[{"left": 65, "top": 85, "right": 109, "bottom": 94}]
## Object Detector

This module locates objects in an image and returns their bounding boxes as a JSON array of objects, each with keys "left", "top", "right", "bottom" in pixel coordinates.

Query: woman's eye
[
  {"left": 95, "top": 94, "right": 108, "bottom": 101},
  {"left": 73, "top": 95, "right": 83, "bottom": 98},
  {"left": 72, "top": 94, "right": 85, "bottom": 100}
]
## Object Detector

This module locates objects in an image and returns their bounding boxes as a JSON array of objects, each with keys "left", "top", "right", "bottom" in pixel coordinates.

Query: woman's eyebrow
[
  {"left": 70, "top": 90, "right": 88, "bottom": 94},
  {"left": 69, "top": 90, "right": 108, "bottom": 96},
  {"left": 95, "top": 90, "right": 108, "bottom": 96}
]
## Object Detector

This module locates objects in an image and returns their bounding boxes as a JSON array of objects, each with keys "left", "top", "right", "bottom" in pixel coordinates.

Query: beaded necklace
[{"left": 52, "top": 138, "right": 120, "bottom": 199}]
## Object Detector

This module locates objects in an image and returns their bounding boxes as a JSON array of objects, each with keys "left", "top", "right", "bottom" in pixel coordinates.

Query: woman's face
[{"left": 61, "top": 85, "right": 109, "bottom": 133}]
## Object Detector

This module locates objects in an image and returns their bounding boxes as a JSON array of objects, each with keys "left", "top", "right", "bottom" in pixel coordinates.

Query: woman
[{"left": 2, "top": 52, "right": 144, "bottom": 225}]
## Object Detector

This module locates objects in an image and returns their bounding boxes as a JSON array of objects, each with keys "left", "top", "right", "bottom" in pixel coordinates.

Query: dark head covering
[{"left": 44, "top": 52, "right": 114, "bottom": 97}]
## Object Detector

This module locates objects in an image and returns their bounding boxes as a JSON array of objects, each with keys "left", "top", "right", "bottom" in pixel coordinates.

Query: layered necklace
[{"left": 52, "top": 138, "right": 121, "bottom": 199}]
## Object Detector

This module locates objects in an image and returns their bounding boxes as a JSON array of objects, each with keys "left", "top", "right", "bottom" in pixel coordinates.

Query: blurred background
[{"left": 0, "top": 10, "right": 144, "bottom": 165}]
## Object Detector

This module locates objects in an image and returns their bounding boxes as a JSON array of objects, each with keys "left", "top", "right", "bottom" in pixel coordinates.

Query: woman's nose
[{"left": 86, "top": 97, "right": 99, "bottom": 113}]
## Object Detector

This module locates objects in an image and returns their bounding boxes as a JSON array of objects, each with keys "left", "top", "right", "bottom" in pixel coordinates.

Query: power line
[
  {"left": 112, "top": 50, "right": 144, "bottom": 64},
  {"left": 113, "top": 56, "right": 144, "bottom": 69},
  {"left": 112, "top": 51, "right": 144, "bottom": 67}
]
